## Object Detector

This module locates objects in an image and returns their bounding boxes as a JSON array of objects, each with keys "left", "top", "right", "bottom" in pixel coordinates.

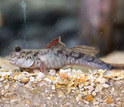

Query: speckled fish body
[
  {"left": 40, "top": 49, "right": 112, "bottom": 70},
  {"left": 7, "top": 37, "right": 113, "bottom": 71}
]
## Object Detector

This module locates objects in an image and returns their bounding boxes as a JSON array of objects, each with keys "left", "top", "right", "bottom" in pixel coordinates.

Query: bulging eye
[{"left": 14, "top": 45, "right": 21, "bottom": 52}]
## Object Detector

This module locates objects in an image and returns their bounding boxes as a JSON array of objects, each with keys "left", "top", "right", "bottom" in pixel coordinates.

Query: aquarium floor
[{"left": 0, "top": 51, "right": 124, "bottom": 107}]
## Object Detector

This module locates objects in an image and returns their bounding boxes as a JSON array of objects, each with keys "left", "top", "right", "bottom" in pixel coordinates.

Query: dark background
[{"left": 0, "top": 0, "right": 124, "bottom": 56}]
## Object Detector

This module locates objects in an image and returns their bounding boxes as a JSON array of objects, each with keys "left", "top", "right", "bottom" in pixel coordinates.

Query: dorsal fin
[
  {"left": 46, "top": 37, "right": 66, "bottom": 49},
  {"left": 70, "top": 46, "right": 99, "bottom": 56}
]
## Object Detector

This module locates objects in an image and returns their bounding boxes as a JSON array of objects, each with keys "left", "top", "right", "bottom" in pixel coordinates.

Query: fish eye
[{"left": 14, "top": 45, "right": 21, "bottom": 52}]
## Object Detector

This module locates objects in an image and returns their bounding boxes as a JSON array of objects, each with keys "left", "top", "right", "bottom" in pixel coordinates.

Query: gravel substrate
[{"left": 0, "top": 57, "right": 124, "bottom": 107}]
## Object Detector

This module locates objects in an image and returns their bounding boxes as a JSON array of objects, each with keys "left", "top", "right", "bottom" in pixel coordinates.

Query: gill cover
[{"left": 15, "top": 57, "right": 34, "bottom": 68}]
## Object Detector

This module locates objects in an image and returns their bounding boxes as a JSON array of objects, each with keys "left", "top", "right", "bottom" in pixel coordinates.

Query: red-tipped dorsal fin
[
  {"left": 46, "top": 37, "right": 66, "bottom": 49},
  {"left": 46, "top": 37, "right": 60, "bottom": 48}
]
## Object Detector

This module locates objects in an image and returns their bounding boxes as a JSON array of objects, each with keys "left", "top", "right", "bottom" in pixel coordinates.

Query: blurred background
[{"left": 0, "top": 0, "right": 124, "bottom": 57}]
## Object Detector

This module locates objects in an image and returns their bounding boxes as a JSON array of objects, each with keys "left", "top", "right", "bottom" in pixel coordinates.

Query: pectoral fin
[
  {"left": 70, "top": 46, "right": 99, "bottom": 56},
  {"left": 46, "top": 37, "right": 66, "bottom": 49}
]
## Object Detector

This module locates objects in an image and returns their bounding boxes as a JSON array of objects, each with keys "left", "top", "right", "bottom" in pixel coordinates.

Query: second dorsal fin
[
  {"left": 70, "top": 45, "right": 99, "bottom": 56},
  {"left": 46, "top": 37, "right": 66, "bottom": 49}
]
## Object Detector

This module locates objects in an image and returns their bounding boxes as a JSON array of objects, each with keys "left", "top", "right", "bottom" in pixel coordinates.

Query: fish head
[{"left": 7, "top": 45, "right": 35, "bottom": 68}]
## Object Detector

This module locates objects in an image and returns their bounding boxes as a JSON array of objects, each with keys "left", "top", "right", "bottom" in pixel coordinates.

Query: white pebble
[
  {"left": 51, "top": 85, "right": 55, "bottom": 90},
  {"left": 30, "top": 77, "right": 34, "bottom": 82},
  {"left": 92, "top": 91, "right": 96, "bottom": 96},
  {"left": 102, "top": 84, "right": 109, "bottom": 88},
  {"left": 36, "top": 72, "right": 45, "bottom": 81},
  {"left": 44, "top": 78, "right": 51, "bottom": 83},
  {"left": 95, "top": 84, "right": 103, "bottom": 92},
  {"left": 49, "top": 69, "right": 56, "bottom": 76}
]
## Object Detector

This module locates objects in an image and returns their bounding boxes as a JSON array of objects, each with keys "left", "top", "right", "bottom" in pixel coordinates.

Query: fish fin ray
[
  {"left": 46, "top": 37, "right": 66, "bottom": 49},
  {"left": 70, "top": 45, "right": 99, "bottom": 56}
]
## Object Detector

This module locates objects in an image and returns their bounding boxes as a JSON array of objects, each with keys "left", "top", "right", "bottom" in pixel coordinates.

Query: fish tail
[{"left": 110, "top": 63, "right": 124, "bottom": 70}]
